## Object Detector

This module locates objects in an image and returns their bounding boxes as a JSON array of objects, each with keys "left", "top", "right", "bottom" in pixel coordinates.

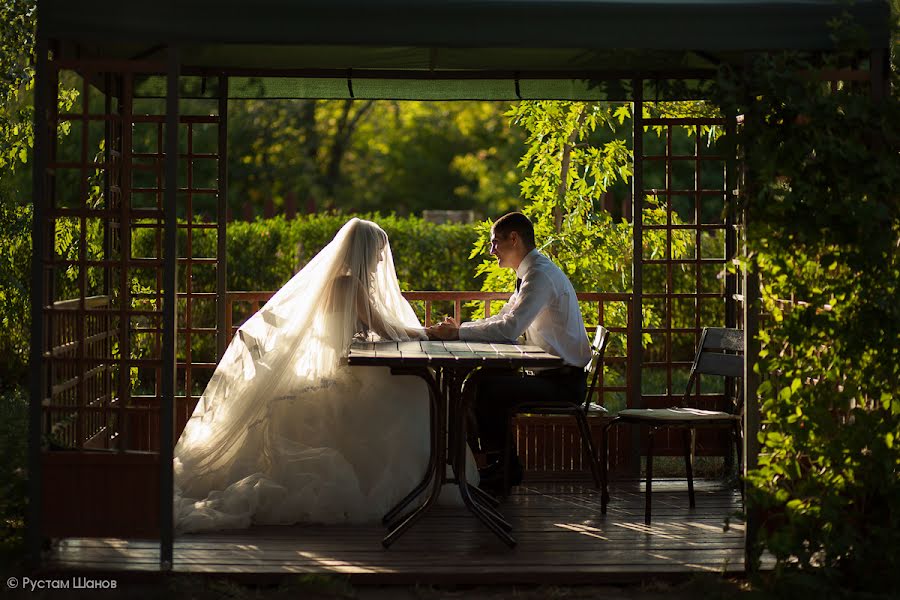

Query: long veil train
[{"left": 173, "top": 218, "right": 475, "bottom": 532}]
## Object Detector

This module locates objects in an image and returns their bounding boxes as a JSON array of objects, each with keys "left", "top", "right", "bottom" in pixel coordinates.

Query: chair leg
[
  {"left": 733, "top": 421, "right": 744, "bottom": 500},
  {"left": 645, "top": 427, "right": 655, "bottom": 526},
  {"left": 683, "top": 428, "right": 695, "bottom": 509},
  {"left": 600, "top": 421, "right": 614, "bottom": 514},
  {"left": 575, "top": 413, "right": 602, "bottom": 490},
  {"left": 501, "top": 410, "right": 514, "bottom": 498}
]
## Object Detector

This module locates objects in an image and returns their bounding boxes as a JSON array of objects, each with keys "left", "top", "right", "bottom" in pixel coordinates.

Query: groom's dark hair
[{"left": 492, "top": 212, "right": 536, "bottom": 249}]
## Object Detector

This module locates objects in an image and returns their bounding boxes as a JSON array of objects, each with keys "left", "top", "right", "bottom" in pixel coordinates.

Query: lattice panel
[
  {"left": 41, "top": 68, "right": 225, "bottom": 452},
  {"left": 43, "top": 68, "right": 123, "bottom": 451},
  {"left": 127, "top": 109, "right": 222, "bottom": 440},
  {"left": 638, "top": 117, "right": 737, "bottom": 456}
]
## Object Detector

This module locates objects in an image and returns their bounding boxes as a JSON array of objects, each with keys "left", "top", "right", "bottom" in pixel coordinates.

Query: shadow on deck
[{"left": 45, "top": 479, "right": 754, "bottom": 585}]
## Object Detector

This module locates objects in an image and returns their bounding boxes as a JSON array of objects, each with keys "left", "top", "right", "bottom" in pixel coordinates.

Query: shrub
[
  {"left": 0, "top": 385, "right": 27, "bottom": 566},
  {"left": 133, "top": 212, "right": 481, "bottom": 293},
  {"left": 716, "top": 32, "right": 900, "bottom": 593}
]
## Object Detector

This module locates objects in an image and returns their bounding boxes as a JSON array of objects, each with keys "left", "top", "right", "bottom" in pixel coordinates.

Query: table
[{"left": 347, "top": 339, "right": 564, "bottom": 548}]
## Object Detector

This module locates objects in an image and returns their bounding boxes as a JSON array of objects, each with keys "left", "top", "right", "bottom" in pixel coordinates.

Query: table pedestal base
[{"left": 381, "top": 367, "right": 516, "bottom": 548}]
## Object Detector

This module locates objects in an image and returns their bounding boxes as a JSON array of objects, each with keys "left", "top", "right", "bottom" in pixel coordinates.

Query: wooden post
[
  {"left": 870, "top": 47, "right": 888, "bottom": 104},
  {"left": 118, "top": 72, "right": 133, "bottom": 452},
  {"left": 742, "top": 239, "right": 761, "bottom": 572},
  {"left": 724, "top": 117, "right": 738, "bottom": 475},
  {"left": 160, "top": 45, "right": 180, "bottom": 570},
  {"left": 628, "top": 79, "right": 644, "bottom": 476},
  {"left": 27, "top": 21, "right": 49, "bottom": 569},
  {"left": 217, "top": 76, "right": 229, "bottom": 361}
]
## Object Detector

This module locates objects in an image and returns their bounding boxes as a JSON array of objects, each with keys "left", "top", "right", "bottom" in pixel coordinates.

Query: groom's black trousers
[{"left": 467, "top": 366, "right": 587, "bottom": 458}]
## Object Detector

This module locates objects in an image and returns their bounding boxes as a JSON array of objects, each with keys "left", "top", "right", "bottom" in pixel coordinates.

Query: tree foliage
[
  {"left": 469, "top": 100, "right": 700, "bottom": 339},
  {"left": 0, "top": 0, "right": 36, "bottom": 386},
  {"left": 0, "top": 0, "right": 35, "bottom": 565},
  {"left": 226, "top": 99, "right": 525, "bottom": 217},
  {"left": 470, "top": 102, "right": 632, "bottom": 319},
  {"left": 715, "top": 26, "right": 900, "bottom": 592}
]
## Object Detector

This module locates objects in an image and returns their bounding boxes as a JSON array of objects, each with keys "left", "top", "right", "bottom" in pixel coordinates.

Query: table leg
[
  {"left": 381, "top": 365, "right": 516, "bottom": 548},
  {"left": 451, "top": 369, "right": 516, "bottom": 547},
  {"left": 382, "top": 368, "right": 446, "bottom": 548},
  {"left": 382, "top": 368, "right": 441, "bottom": 526},
  {"left": 468, "top": 483, "right": 500, "bottom": 507}
]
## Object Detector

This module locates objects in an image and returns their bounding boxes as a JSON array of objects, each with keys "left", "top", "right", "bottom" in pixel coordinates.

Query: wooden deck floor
[{"left": 45, "top": 479, "right": 752, "bottom": 584}]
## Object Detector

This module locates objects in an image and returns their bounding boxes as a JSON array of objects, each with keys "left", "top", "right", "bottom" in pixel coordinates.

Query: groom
[{"left": 427, "top": 212, "right": 591, "bottom": 493}]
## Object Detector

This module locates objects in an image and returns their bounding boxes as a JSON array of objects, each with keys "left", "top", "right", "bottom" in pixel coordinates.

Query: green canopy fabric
[{"left": 41, "top": 0, "right": 890, "bottom": 100}]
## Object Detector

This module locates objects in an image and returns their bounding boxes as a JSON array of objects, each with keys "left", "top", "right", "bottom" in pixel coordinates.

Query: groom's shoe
[{"left": 477, "top": 455, "right": 524, "bottom": 496}]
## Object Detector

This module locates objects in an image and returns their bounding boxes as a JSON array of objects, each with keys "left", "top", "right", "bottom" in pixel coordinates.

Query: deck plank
[{"left": 44, "top": 480, "right": 757, "bottom": 583}]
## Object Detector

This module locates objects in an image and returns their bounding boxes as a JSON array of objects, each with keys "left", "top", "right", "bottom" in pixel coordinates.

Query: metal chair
[
  {"left": 501, "top": 326, "right": 612, "bottom": 493},
  {"left": 601, "top": 327, "right": 743, "bottom": 524}
]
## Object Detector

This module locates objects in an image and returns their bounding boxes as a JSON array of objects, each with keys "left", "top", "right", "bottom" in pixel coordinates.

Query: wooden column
[
  {"left": 742, "top": 227, "right": 761, "bottom": 572},
  {"left": 628, "top": 79, "right": 644, "bottom": 476},
  {"left": 216, "top": 76, "right": 229, "bottom": 360},
  {"left": 160, "top": 46, "right": 180, "bottom": 570},
  {"left": 27, "top": 22, "right": 50, "bottom": 569}
]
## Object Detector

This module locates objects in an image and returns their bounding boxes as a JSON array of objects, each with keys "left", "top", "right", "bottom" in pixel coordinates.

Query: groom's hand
[{"left": 427, "top": 317, "right": 460, "bottom": 341}]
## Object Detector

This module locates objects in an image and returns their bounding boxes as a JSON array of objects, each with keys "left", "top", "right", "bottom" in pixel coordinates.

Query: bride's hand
[{"left": 427, "top": 318, "right": 460, "bottom": 341}]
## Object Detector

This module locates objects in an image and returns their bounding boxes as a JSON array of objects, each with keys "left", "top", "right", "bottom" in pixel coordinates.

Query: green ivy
[{"left": 715, "top": 24, "right": 900, "bottom": 593}]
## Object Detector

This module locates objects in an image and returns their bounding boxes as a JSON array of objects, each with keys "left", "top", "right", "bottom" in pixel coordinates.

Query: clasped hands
[{"left": 425, "top": 316, "right": 460, "bottom": 341}]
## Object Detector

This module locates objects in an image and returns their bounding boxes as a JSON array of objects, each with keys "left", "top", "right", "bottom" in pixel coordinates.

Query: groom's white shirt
[{"left": 459, "top": 249, "right": 592, "bottom": 368}]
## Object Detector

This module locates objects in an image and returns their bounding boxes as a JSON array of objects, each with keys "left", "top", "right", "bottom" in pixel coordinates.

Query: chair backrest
[
  {"left": 582, "top": 325, "right": 611, "bottom": 411},
  {"left": 682, "top": 327, "right": 744, "bottom": 412}
]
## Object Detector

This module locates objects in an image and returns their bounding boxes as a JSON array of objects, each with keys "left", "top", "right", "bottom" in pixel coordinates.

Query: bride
[{"left": 174, "top": 218, "right": 476, "bottom": 533}]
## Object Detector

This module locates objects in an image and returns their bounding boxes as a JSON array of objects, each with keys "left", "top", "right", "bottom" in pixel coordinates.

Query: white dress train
[{"left": 173, "top": 218, "right": 476, "bottom": 533}]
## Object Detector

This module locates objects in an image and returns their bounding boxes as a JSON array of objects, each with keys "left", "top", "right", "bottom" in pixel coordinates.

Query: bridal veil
[{"left": 173, "top": 218, "right": 432, "bottom": 531}]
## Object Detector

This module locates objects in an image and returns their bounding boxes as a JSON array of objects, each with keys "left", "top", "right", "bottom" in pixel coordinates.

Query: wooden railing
[
  {"left": 44, "top": 295, "right": 117, "bottom": 450},
  {"left": 42, "top": 290, "right": 634, "bottom": 472},
  {"left": 226, "top": 290, "right": 635, "bottom": 473},
  {"left": 226, "top": 290, "right": 632, "bottom": 331}
]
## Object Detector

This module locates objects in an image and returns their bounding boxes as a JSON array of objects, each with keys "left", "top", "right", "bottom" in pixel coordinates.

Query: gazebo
[{"left": 30, "top": 0, "right": 890, "bottom": 582}]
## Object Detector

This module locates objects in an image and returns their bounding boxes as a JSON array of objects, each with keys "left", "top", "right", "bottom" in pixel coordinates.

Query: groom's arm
[
  {"left": 426, "top": 291, "right": 515, "bottom": 340},
  {"left": 458, "top": 273, "right": 552, "bottom": 343},
  {"left": 471, "top": 295, "right": 514, "bottom": 325}
]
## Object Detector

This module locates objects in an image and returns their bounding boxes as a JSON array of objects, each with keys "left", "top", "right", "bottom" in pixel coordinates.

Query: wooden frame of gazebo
[{"left": 29, "top": 0, "right": 891, "bottom": 578}]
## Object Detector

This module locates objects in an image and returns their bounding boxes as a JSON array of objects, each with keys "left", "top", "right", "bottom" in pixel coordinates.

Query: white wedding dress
[{"left": 174, "top": 218, "right": 477, "bottom": 533}]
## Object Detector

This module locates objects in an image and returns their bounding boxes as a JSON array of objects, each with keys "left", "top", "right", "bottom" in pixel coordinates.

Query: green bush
[
  {"left": 716, "top": 33, "right": 900, "bottom": 594},
  {"left": 130, "top": 213, "right": 482, "bottom": 367},
  {"left": 0, "top": 385, "right": 27, "bottom": 566},
  {"left": 133, "top": 212, "right": 481, "bottom": 293},
  {"left": 0, "top": 201, "right": 31, "bottom": 386}
]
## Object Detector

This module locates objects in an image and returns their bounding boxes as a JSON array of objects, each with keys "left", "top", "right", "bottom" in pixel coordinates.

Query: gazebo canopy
[{"left": 41, "top": 0, "right": 891, "bottom": 100}]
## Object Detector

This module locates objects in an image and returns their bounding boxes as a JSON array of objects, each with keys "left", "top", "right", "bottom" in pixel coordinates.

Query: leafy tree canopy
[{"left": 225, "top": 98, "right": 526, "bottom": 217}]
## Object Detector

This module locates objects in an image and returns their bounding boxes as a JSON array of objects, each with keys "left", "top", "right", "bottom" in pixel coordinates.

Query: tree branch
[
  {"left": 555, "top": 106, "right": 588, "bottom": 233},
  {"left": 323, "top": 100, "right": 376, "bottom": 196}
]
